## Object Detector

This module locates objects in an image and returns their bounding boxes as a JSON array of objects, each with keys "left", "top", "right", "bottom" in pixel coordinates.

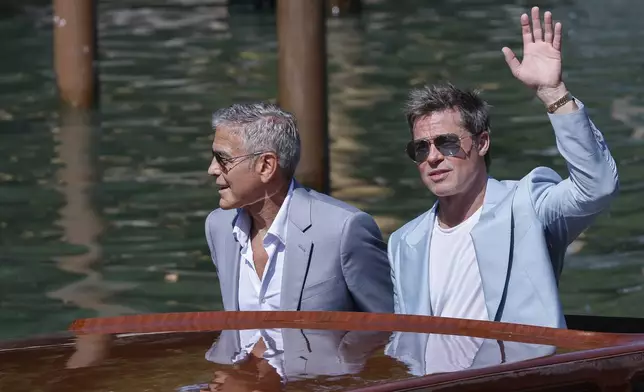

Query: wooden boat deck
[{"left": 1, "top": 311, "right": 644, "bottom": 391}]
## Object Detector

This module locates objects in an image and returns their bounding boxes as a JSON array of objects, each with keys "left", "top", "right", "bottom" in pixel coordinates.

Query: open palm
[{"left": 502, "top": 7, "right": 563, "bottom": 91}]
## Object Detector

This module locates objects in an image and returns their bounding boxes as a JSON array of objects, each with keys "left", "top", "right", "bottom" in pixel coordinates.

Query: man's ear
[
  {"left": 256, "top": 152, "right": 279, "bottom": 183},
  {"left": 477, "top": 131, "right": 490, "bottom": 157}
]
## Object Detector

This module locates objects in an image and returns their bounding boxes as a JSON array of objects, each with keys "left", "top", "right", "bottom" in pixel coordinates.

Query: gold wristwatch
[{"left": 546, "top": 92, "right": 573, "bottom": 113}]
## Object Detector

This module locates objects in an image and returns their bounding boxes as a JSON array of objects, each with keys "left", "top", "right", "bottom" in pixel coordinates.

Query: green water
[{"left": 1, "top": 0, "right": 643, "bottom": 340}]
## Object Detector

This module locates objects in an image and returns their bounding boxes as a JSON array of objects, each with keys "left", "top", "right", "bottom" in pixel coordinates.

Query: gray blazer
[
  {"left": 206, "top": 329, "right": 391, "bottom": 380},
  {"left": 204, "top": 183, "right": 394, "bottom": 313}
]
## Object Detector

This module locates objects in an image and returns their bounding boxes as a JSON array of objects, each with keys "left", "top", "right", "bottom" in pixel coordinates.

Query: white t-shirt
[
  {"left": 428, "top": 206, "right": 488, "bottom": 321},
  {"left": 426, "top": 206, "right": 488, "bottom": 371}
]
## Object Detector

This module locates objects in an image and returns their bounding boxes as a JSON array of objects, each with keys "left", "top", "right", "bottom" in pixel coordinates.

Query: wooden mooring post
[
  {"left": 53, "top": 0, "right": 98, "bottom": 109},
  {"left": 277, "top": 0, "right": 329, "bottom": 194}
]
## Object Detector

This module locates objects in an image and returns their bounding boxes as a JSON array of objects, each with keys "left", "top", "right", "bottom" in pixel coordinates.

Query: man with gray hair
[
  {"left": 387, "top": 7, "right": 618, "bottom": 331},
  {"left": 204, "top": 101, "right": 394, "bottom": 320}
]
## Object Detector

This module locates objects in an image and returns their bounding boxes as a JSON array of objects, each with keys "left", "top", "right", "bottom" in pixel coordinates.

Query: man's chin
[
  {"left": 426, "top": 183, "right": 458, "bottom": 198},
  {"left": 218, "top": 199, "right": 238, "bottom": 210}
]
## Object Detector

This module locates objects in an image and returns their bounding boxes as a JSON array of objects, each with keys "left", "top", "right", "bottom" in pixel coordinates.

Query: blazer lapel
[
  {"left": 470, "top": 178, "right": 516, "bottom": 321},
  {"left": 224, "top": 213, "right": 241, "bottom": 311},
  {"left": 281, "top": 187, "right": 313, "bottom": 311},
  {"left": 401, "top": 205, "right": 436, "bottom": 316}
]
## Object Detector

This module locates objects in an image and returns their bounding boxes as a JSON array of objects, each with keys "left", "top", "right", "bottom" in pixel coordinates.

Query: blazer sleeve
[
  {"left": 528, "top": 98, "right": 619, "bottom": 246},
  {"left": 339, "top": 212, "right": 395, "bottom": 313}
]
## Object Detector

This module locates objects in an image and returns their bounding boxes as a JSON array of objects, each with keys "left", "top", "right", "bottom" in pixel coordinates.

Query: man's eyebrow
[{"left": 211, "top": 148, "right": 230, "bottom": 158}]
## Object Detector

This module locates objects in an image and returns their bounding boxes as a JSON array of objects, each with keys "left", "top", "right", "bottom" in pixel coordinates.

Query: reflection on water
[
  {"left": 47, "top": 108, "right": 137, "bottom": 316},
  {"left": 0, "top": 0, "right": 643, "bottom": 339},
  {"left": 385, "top": 331, "right": 555, "bottom": 377},
  {"left": 204, "top": 328, "right": 392, "bottom": 389},
  {"left": 0, "top": 328, "right": 559, "bottom": 391}
]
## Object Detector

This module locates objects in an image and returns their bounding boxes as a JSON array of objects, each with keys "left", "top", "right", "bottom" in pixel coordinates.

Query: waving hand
[{"left": 502, "top": 7, "right": 568, "bottom": 105}]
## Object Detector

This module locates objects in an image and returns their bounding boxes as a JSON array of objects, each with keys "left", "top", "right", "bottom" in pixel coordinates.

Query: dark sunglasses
[
  {"left": 405, "top": 133, "right": 473, "bottom": 163},
  {"left": 212, "top": 151, "right": 266, "bottom": 171}
]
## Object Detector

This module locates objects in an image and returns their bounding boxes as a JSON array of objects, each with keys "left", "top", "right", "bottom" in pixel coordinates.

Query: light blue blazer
[{"left": 387, "top": 99, "right": 619, "bottom": 328}]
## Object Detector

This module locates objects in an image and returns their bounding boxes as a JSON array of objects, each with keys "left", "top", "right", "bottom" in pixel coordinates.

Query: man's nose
[
  {"left": 426, "top": 144, "right": 444, "bottom": 165},
  {"left": 208, "top": 158, "right": 222, "bottom": 176}
]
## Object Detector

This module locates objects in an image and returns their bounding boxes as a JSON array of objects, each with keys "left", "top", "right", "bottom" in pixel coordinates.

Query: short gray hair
[
  {"left": 404, "top": 83, "right": 491, "bottom": 168},
  {"left": 212, "top": 101, "right": 301, "bottom": 178}
]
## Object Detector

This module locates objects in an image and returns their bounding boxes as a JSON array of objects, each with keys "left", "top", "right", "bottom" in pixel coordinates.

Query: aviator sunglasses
[
  {"left": 212, "top": 151, "right": 267, "bottom": 172},
  {"left": 405, "top": 133, "right": 476, "bottom": 163}
]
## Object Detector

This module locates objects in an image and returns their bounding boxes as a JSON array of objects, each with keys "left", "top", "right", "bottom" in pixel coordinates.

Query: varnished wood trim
[{"left": 68, "top": 311, "right": 644, "bottom": 350}]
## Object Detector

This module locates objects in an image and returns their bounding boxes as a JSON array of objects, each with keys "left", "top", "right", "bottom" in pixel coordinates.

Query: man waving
[{"left": 388, "top": 7, "right": 619, "bottom": 328}]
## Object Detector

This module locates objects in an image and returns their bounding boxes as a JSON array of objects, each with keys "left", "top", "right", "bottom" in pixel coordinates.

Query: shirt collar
[
  {"left": 232, "top": 208, "right": 250, "bottom": 246},
  {"left": 266, "top": 179, "right": 295, "bottom": 244},
  {"left": 231, "top": 179, "right": 295, "bottom": 246}
]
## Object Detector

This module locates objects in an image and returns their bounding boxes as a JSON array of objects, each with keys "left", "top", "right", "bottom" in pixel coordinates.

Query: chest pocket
[{"left": 300, "top": 276, "right": 347, "bottom": 310}]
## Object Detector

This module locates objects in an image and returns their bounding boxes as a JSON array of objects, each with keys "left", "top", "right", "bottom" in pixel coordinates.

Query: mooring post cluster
[{"left": 52, "top": 0, "right": 361, "bottom": 193}]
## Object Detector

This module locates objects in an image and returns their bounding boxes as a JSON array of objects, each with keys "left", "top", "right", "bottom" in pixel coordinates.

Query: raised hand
[{"left": 502, "top": 7, "right": 566, "bottom": 105}]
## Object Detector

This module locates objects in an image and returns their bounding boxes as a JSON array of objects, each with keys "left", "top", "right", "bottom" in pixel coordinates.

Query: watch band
[{"left": 546, "top": 92, "right": 572, "bottom": 113}]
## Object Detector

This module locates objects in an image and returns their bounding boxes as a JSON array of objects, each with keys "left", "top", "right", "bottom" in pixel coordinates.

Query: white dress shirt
[
  {"left": 231, "top": 180, "right": 295, "bottom": 379},
  {"left": 233, "top": 179, "right": 294, "bottom": 311}
]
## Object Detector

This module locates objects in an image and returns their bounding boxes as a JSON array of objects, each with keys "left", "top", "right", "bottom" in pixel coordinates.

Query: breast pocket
[{"left": 300, "top": 276, "right": 347, "bottom": 309}]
